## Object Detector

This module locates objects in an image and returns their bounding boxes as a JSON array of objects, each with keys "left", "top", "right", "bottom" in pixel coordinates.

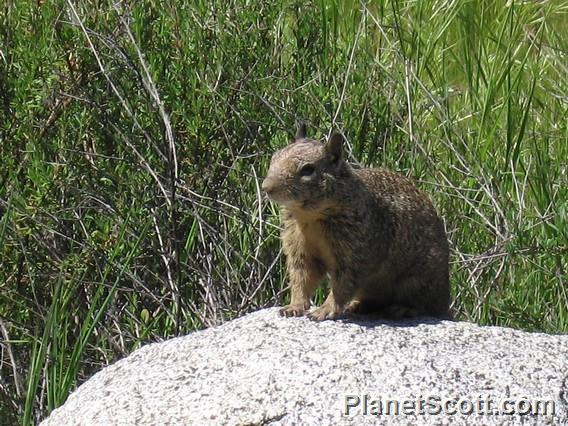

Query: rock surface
[{"left": 42, "top": 308, "right": 568, "bottom": 425}]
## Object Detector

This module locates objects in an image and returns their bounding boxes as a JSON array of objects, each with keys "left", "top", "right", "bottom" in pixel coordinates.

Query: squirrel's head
[{"left": 262, "top": 123, "right": 347, "bottom": 210}]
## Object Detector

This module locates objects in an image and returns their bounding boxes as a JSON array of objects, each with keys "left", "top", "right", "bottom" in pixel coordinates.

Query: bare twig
[
  {"left": 151, "top": 207, "right": 179, "bottom": 331},
  {"left": 65, "top": 0, "right": 171, "bottom": 205},
  {"left": 332, "top": 11, "right": 364, "bottom": 127},
  {"left": 0, "top": 319, "right": 22, "bottom": 398}
]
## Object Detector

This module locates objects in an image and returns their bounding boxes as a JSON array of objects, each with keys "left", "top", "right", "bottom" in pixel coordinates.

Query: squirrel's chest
[{"left": 291, "top": 220, "right": 337, "bottom": 271}]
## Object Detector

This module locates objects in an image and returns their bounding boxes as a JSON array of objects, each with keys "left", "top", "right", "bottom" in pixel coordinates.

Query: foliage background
[{"left": 0, "top": 0, "right": 566, "bottom": 423}]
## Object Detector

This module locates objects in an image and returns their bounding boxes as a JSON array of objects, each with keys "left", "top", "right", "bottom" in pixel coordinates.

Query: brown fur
[{"left": 262, "top": 125, "right": 450, "bottom": 321}]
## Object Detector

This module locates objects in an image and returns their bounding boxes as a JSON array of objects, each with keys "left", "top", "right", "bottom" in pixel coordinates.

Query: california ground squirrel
[{"left": 262, "top": 124, "right": 450, "bottom": 321}]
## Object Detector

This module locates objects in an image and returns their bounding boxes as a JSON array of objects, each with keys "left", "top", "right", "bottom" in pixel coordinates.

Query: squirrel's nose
[{"left": 261, "top": 177, "right": 276, "bottom": 194}]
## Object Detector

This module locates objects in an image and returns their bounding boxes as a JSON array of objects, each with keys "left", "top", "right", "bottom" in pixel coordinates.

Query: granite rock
[{"left": 41, "top": 308, "right": 568, "bottom": 425}]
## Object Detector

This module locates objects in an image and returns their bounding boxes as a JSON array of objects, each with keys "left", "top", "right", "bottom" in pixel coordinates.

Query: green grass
[{"left": 1, "top": 0, "right": 566, "bottom": 423}]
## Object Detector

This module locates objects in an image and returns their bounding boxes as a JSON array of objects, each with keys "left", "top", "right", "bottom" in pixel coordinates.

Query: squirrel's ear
[
  {"left": 326, "top": 130, "right": 344, "bottom": 164},
  {"left": 294, "top": 122, "right": 307, "bottom": 141}
]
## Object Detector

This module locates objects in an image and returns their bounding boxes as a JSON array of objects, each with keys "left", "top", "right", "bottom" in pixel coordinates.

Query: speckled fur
[{"left": 262, "top": 125, "right": 450, "bottom": 321}]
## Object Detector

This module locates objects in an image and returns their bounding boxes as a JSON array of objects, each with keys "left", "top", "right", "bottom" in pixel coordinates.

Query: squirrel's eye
[{"left": 299, "top": 164, "right": 315, "bottom": 177}]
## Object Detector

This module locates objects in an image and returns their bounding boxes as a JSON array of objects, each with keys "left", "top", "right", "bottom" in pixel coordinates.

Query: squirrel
[{"left": 262, "top": 123, "right": 450, "bottom": 321}]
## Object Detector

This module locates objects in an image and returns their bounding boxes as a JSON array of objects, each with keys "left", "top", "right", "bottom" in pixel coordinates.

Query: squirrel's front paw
[
  {"left": 279, "top": 304, "right": 308, "bottom": 317},
  {"left": 307, "top": 305, "right": 342, "bottom": 321}
]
